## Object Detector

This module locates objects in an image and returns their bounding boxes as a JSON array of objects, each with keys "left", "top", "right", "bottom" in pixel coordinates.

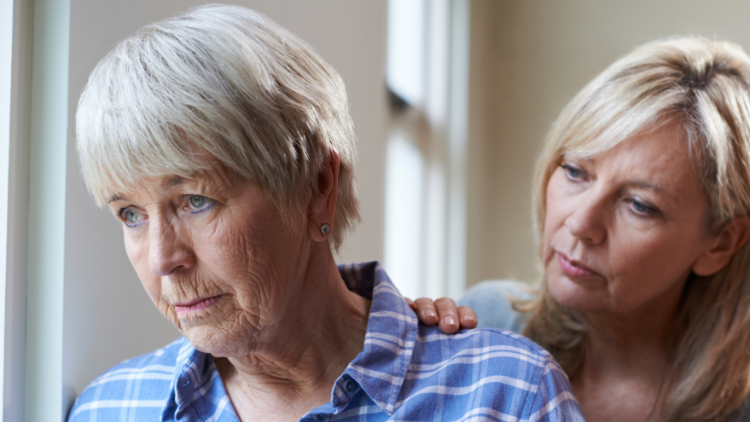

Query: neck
[
  {"left": 581, "top": 280, "right": 684, "bottom": 379},
  {"left": 572, "top": 279, "right": 685, "bottom": 421},
  {"left": 216, "top": 245, "right": 371, "bottom": 418}
]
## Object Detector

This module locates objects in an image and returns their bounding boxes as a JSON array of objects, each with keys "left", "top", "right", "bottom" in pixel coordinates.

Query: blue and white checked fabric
[{"left": 68, "top": 262, "right": 583, "bottom": 421}]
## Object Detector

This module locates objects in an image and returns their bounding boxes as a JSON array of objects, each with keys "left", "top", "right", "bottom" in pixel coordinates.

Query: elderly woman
[
  {"left": 413, "top": 37, "right": 750, "bottom": 421},
  {"left": 67, "top": 5, "right": 582, "bottom": 422}
]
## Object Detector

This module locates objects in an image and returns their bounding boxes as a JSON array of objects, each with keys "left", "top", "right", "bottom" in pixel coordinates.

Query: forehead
[
  {"left": 598, "top": 122, "right": 692, "bottom": 174},
  {"left": 106, "top": 166, "right": 237, "bottom": 204},
  {"left": 581, "top": 122, "right": 704, "bottom": 201},
  {"left": 566, "top": 118, "right": 691, "bottom": 168}
]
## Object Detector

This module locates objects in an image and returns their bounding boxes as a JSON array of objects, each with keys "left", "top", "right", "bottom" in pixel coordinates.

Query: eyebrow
[
  {"left": 166, "top": 177, "right": 186, "bottom": 186},
  {"left": 106, "top": 177, "right": 188, "bottom": 204},
  {"left": 627, "top": 180, "right": 678, "bottom": 201}
]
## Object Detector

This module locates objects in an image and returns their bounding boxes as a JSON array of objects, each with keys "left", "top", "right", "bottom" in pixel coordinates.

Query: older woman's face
[
  {"left": 543, "top": 122, "right": 716, "bottom": 315},
  {"left": 107, "top": 167, "right": 311, "bottom": 356}
]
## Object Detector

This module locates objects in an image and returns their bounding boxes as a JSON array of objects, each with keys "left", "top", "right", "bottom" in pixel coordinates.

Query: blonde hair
[
  {"left": 524, "top": 37, "right": 750, "bottom": 421},
  {"left": 76, "top": 4, "right": 359, "bottom": 249}
]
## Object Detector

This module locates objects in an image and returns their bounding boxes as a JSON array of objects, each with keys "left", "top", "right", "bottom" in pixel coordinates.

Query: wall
[
  {"left": 466, "top": 0, "right": 750, "bottom": 287},
  {"left": 62, "top": 0, "right": 387, "bottom": 408},
  {"left": 50, "top": 0, "right": 750, "bottom": 413}
]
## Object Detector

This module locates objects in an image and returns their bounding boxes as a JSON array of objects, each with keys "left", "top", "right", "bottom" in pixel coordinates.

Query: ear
[
  {"left": 692, "top": 216, "right": 750, "bottom": 276},
  {"left": 307, "top": 149, "right": 340, "bottom": 242}
]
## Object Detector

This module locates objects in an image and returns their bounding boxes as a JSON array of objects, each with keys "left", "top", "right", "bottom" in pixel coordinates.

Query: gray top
[
  {"left": 458, "top": 280, "right": 750, "bottom": 422},
  {"left": 457, "top": 280, "right": 533, "bottom": 335}
]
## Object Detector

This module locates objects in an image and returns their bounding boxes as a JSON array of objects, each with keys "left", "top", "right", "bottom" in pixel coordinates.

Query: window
[
  {"left": 1, "top": 0, "right": 34, "bottom": 421},
  {"left": 384, "top": 0, "right": 470, "bottom": 299}
]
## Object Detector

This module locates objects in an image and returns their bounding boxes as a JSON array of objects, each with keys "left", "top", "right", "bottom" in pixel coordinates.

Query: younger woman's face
[{"left": 543, "top": 122, "right": 717, "bottom": 316}]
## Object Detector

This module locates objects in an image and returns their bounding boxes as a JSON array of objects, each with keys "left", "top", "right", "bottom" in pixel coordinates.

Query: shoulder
[
  {"left": 404, "top": 326, "right": 582, "bottom": 421},
  {"left": 67, "top": 337, "right": 187, "bottom": 422},
  {"left": 458, "top": 280, "right": 537, "bottom": 333},
  {"left": 413, "top": 324, "right": 551, "bottom": 377}
]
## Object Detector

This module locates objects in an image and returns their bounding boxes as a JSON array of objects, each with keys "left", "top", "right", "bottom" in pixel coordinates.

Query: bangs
[
  {"left": 75, "top": 21, "right": 304, "bottom": 207},
  {"left": 77, "top": 114, "right": 214, "bottom": 205},
  {"left": 75, "top": 4, "right": 360, "bottom": 249},
  {"left": 555, "top": 78, "right": 686, "bottom": 161}
]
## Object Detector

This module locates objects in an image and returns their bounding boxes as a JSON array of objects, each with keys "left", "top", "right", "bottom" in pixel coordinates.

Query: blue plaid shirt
[{"left": 68, "top": 262, "right": 583, "bottom": 421}]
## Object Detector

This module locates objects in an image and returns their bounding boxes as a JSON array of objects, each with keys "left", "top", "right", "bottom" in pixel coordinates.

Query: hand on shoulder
[
  {"left": 406, "top": 280, "right": 536, "bottom": 335},
  {"left": 404, "top": 296, "right": 477, "bottom": 333}
]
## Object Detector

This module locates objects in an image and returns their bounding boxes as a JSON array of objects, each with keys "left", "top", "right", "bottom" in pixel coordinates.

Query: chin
[
  {"left": 547, "top": 272, "right": 609, "bottom": 313},
  {"left": 182, "top": 324, "right": 253, "bottom": 357}
]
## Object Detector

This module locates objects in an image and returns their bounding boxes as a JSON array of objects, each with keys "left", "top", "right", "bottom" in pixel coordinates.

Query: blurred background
[{"left": 8, "top": 0, "right": 750, "bottom": 420}]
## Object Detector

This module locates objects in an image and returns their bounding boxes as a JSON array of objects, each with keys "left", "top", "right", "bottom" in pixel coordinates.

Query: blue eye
[
  {"left": 189, "top": 195, "right": 205, "bottom": 208},
  {"left": 119, "top": 207, "right": 146, "bottom": 227},
  {"left": 628, "top": 199, "right": 658, "bottom": 217},
  {"left": 559, "top": 163, "right": 584, "bottom": 180},
  {"left": 186, "top": 195, "right": 214, "bottom": 213}
]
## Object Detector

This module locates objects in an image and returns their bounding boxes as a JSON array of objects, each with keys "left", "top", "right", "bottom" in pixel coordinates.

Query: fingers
[
  {"left": 457, "top": 306, "right": 477, "bottom": 329},
  {"left": 404, "top": 297, "right": 417, "bottom": 312},
  {"left": 435, "top": 297, "right": 460, "bottom": 334},
  {"left": 413, "top": 298, "right": 439, "bottom": 326},
  {"left": 410, "top": 297, "right": 478, "bottom": 333}
]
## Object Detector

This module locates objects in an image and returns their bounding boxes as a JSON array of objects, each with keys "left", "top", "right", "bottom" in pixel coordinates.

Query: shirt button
[
  {"left": 344, "top": 380, "right": 354, "bottom": 393},
  {"left": 315, "top": 414, "right": 327, "bottom": 421}
]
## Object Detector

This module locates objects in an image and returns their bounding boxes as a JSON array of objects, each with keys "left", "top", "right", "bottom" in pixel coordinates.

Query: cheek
[
  {"left": 123, "top": 229, "right": 146, "bottom": 276},
  {"left": 204, "top": 225, "right": 266, "bottom": 288},
  {"left": 193, "top": 212, "right": 286, "bottom": 304},
  {"left": 223, "top": 210, "right": 307, "bottom": 295},
  {"left": 611, "top": 229, "right": 696, "bottom": 289},
  {"left": 542, "top": 178, "right": 569, "bottom": 260},
  {"left": 123, "top": 229, "right": 162, "bottom": 305}
]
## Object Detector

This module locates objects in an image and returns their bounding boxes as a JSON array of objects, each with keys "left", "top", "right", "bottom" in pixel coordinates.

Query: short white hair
[{"left": 76, "top": 4, "right": 359, "bottom": 249}]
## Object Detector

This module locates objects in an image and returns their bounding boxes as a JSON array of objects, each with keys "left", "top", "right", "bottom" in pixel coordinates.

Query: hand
[{"left": 405, "top": 297, "right": 478, "bottom": 334}]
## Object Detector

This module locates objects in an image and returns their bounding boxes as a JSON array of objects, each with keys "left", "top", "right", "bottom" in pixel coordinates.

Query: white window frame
[
  {"left": 1, "top": 0, "right": 70, "bottom": 420},
  {"left": 1, "top": 0, "right": 33, "bottom": 421},
  {"left": 26, "top": 0, "right": 72, "bottom": 420},
  {"left": 384, "top": 0, "right": 470, "bottom": 299},
  {"left": 0, "top": 1, "right": 15, "bottom": 417}
]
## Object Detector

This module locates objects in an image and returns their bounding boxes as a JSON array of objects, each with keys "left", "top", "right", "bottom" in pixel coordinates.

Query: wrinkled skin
[
  {"left": 109, "top": 167, "right": 310, "bottom": 357},
  {"left": 108, "top": 155, "right": 371, "bottom": 421}
]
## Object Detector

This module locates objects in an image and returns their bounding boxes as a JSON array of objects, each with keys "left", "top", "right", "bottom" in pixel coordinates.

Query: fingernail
[
  {"left": 425, "top": 309, "right": 437, "bottom": 318},
  {"left": 461, "top": 315, "right": 475, "bottom": 324},
  {"left": 445, "top": 316, "right": 457, "bottom": 326}
]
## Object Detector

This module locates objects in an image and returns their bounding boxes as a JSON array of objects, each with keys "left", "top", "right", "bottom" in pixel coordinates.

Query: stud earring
[{"left": 320, "top": 223, "right": 331, "bottom": 234}]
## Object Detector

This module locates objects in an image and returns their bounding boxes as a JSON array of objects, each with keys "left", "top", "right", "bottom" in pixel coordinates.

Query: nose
[
  {"left": 148, "top": 212, "right": 196, "bottom": 276},
  {"left": 564, "top": 189, "right": 607, "bottom": 245}
]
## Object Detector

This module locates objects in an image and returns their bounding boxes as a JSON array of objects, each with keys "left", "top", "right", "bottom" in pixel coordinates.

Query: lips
[
  {"left": 174, "top": 295, "right": 222, "bottom": 315},
  {"left": 557, "top": 253, "right": 602, "bottom": 279}
]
